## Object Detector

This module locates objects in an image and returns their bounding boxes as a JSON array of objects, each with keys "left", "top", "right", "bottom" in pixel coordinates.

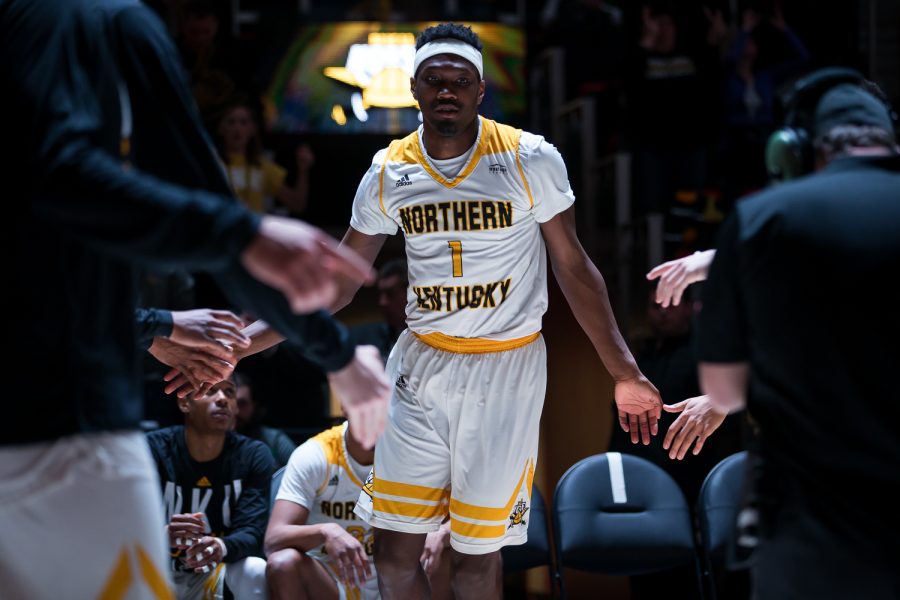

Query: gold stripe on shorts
[
  {"left": 413, "top": 331, "right": 540, "bottom": 354},
  {"left": 376, "top": 478, "right": 450, "bottom": 503}
]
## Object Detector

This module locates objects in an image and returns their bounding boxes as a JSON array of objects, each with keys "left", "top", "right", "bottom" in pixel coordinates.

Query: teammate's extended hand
[
  {"left": 662, "top": 395, "right": 727, "bottom": 460},
  {"left": 241, "top": 216, "right": 374, "bottom": 314},
  {"left": 149, "top": 338, "right": 234, "bottom": 395},
  {"left": 329, "top": 346, "right": 391, "bottom": 450},
  {"left": 614, "top": 375, "right": 662, "bottom": 445},
  {"left": 646, "top": 250, "right": 715, "bottom": 308},
  {"left": 169, "top": 309, "right": 250, "bottom": 354},
  {"left": 322, "top": 523, "right": 371, "bottom": 588}
]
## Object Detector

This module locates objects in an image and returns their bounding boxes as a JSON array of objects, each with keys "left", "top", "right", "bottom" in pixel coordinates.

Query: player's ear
[{"left": 410, "top": 76, "right": 418, "bottom": 102}]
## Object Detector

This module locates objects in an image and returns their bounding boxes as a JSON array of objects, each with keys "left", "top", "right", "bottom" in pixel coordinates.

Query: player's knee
[
  {"left": 451, "top": 549, "right": 500, "bottom": 573},
  {"left": 266, "top": 548, "right": 306, "bottom": 580},
  {"left": 373, "top": 543, "right": 419, "bottom": 579}
]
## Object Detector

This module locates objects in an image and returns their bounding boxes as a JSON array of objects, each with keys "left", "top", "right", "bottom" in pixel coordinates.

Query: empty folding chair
[{"left": 553, "top": 452, "right": 701, "bottom": 598}]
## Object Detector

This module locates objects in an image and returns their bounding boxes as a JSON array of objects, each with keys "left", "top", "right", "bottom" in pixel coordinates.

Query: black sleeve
[
  {"left": 135, "top": 308, "right": 173, "bottom": 350},
  {"left": 222, "top": 442, "right": 277, "bottom": 561},
  {"left": 697, "top": 212, "right": 749, "bottom": 362}
]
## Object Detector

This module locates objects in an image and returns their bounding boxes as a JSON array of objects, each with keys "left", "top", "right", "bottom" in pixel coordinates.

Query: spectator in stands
[
  {"left": 625, "top": 1, "right": 724, "bottom": 216},
  {"left": 217, "top": 97, "right": 315, "bottom": 215},
  {"left": 265, "top": 421, "right": 452, "bottom": 600},
  {"left": 149, "top": 377, "right": 276, "bottom": 599},
  {"left": 234, "top": 372, "right": 297, "bottom": 467},
  {"left": 177, "top": 0, "right": 250, "bottom": 126},
  {"left": 719, "top": 4, "right": 808, "bottom": 204},
  {"left": 348, "top": 259, "right": 410, "bottom": 362},
  {"left": 541, "top": 0, "right": 626, "bottom": 152}
]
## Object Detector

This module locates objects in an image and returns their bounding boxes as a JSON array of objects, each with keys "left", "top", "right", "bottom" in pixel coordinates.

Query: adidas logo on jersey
[
  {"left": 328, "top": 475, "right": 339, "bottom": 486},
  {"left": 395, "top": 173, "right": 412, "bottom": 187},
  {"left": 395, "top": 374, "right": 408, "bottom": 389},
  {"left": 195, "top": 476, "right": 212, "bottom": 487},
  {"left": 488, "top": 162, "right": 507, "bottom": 174}
]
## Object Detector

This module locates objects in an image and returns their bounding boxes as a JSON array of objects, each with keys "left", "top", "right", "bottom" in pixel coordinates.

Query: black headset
[{"left": 764, "top": 67, "right": 873, "bottom": 182}]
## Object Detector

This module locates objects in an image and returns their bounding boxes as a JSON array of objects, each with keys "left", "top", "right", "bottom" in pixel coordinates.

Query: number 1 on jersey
[{"left": 448, "top": 241, "right": 463, "bottom": 277}]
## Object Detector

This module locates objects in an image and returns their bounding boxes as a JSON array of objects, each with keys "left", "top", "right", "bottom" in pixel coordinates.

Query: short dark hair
[
  {"left": 416, "top": 23, "right": 482, "bottom": 51},
  {"left": 378, "top": 258, "right": 409, "bottom": 285}
]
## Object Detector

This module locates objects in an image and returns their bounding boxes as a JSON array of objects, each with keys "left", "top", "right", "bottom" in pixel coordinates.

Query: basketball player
[
  {"left": 265, "top": 421, "right": 452, "bottom": 600},
  {"left": 334, "top": 23, "right": 663, "bottom": 598}
]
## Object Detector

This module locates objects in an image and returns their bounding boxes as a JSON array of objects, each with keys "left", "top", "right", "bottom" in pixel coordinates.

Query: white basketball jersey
[
  {"left": 351, "top": 117, "right": 575, "bottom": 343},
  {"left": 277, "top": 423, "right": 374, "bottom": 567}
]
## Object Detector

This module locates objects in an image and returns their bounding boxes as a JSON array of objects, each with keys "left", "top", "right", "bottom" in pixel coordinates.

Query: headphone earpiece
[{"left": 765, "top": 67, "right": 866, "bottom": 183}]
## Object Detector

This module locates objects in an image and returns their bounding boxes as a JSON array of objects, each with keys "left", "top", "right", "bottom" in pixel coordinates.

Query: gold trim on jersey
[
  {"left": 311, "top": 423, "right": 366, "bottom": 492},
  {"left": 414, "top": 331, "right": 539, "bottom": 354},
  {"left": 381, "top": 117, "right": 524, "bottom": 191}
]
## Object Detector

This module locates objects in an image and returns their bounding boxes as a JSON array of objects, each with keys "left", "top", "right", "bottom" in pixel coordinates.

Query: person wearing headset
[{"left": 683, "top": 70, "right": 898, "bottom": 598}]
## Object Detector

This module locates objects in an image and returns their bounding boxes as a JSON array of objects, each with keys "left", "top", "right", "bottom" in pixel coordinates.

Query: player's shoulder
[{"left": 307, "top": 423, "right": 346, "bottom": 464}]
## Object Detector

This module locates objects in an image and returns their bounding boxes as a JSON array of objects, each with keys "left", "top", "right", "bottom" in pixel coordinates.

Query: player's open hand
[
  {"left": 614, "top": 375, "right": 662, "bottom": 445},
  {"left": 329, "top": 345, "right": 390, "bottom": 450},
  {"left": 662, "top": 395, "right": 727, "bottom": 460},
  {"left": 322, "top": 523, "right": 371, "bottom": 588},
  {"left": 420, "top": 522, "right": 451, "bottom": 577},
  {"left": 241, "top": 216, "right": 374, "bottom": 314}
]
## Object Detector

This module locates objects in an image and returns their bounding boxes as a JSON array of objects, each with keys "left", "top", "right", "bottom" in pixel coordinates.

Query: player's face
[
  {"left": 412, "top": 54, "right": 484, "bottom": 137},
  {"left": 188, "top": 380, "right": 237, "bottom": 433}
]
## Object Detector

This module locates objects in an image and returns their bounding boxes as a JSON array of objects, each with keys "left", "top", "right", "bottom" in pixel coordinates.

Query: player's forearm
[
  {"left": 264, "top": 522, "right": 340, "bottom": 555},
  {"left": 234, "top": 320, "right": 285, "bottom": 360},
  {"left": 553, "top": 259, "right": 641, "bottom": 381}
]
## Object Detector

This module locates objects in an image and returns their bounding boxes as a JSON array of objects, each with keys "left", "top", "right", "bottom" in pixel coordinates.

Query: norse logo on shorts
[
  {"left": 507, "top": 499, "right": 529, "bottom": 529},
  {"left": 363, "top": 471, "right": 375, "bottom": 497},
  {"left": 395, "top": 374, "right": 409, "bottom": 389}
]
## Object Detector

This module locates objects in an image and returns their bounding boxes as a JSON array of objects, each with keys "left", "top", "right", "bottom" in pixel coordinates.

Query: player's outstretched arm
[
  {"left": 646, "top": 250, "right": 716, "bottom": 308},
  {"left": 541, "top": 207, "right": 662, "bottom": 444}
]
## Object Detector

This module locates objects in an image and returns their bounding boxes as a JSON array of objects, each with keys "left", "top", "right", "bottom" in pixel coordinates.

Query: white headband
[{"left": 413, "top": 39, "right": 483, "bottom": 80}]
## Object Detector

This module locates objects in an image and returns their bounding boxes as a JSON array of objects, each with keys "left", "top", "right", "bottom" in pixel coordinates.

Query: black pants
[{"left": 753, "top": 507, "right": 899, "bottom": 599}]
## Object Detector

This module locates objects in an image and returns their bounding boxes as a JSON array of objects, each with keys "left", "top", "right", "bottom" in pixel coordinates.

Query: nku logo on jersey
[
  {"left": 395, "top": 173, "right": 412, "bottom": 187},
  {"left": 488, "top": 163, "right": 507, "bottom": 174},
  {"left": 508, "top": 499, "right": 529, "bottom": 529}
]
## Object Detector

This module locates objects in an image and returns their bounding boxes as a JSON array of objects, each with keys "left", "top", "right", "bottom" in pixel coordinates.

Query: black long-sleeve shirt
[
  {"left": 147, "top": 427, "right": 275, "bottom": 565},
  {"left": 3, "top": 0, "right": 354, "bottom": 445}
]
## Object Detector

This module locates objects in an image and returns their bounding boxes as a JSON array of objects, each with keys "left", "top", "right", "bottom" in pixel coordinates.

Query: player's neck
[
  {"left": 184, "top": 427, "right": 227, "bottom": 463},
  {"left": 422, "top": 117, "right": 479, "bottom": 160},
  {"left": 346, "top": 429, "right": 374, "bottom": 466}
]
